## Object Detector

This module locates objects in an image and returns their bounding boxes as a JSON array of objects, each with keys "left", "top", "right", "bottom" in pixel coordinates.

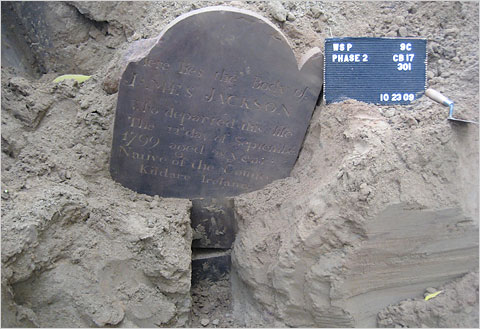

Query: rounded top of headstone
[
  {"left": 144, "top": 6, "right": 318, "bottom": 72},
  {"left": 160, "top": 6, "right": 292, "bottom": 48}
]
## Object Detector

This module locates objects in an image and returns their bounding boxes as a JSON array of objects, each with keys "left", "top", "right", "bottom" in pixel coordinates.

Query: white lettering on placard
[
  {"left": 393, "top": 54, "right": 415, "bottom": 62},
  {"left": 400, "top": 43, "right": 412, "bottom": 51},
  {"left": 380, "top": 93, "right": 415, "bottom": 102},
  {"left": 325, "top": 38, "right": 425, "bottom": 104},
  {"left": 393, "top": 43, "right": 415, "bottom": 71},
  {"left": 397, "top": 63, "right": 412, "bottom": 71},
  {"left": 333, "top": 43, "right": 353, "bottom": 51},
  {"left": 393, "top": 53, "right": 414, "bottom": 71},
  {"left": 332, "top": 54, "right": 368, "bottom": 63}
]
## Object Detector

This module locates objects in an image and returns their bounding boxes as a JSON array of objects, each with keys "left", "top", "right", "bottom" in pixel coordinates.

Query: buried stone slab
[
  {"left": 191, "top": 250, "right": 231, "bottom": 285},
  {"left": 109, "top": 6, "right": 324, "bottom": 198},
  {"left": 191, "top": 198, "right": 235, "bottom": 249}
]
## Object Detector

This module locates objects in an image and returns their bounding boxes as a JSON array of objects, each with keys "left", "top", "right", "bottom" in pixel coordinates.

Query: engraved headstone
[{"left": 110, "top": 6, "right": 324, "bottom": 198}]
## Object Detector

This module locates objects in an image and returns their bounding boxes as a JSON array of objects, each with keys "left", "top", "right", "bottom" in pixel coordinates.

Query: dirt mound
[
  {"left": 1, "top": 63, "right": 192, "bottom": 328},
  {"left": 378, "top": 272, "right": 479, "bottom": 328},
  {"left": 232, "top": 99, "right": 478, "bottom": 327}
]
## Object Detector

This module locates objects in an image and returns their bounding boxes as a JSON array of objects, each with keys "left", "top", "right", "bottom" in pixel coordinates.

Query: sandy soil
[{"left": 1, "top": 1, "right": 478, "bottom": 328}]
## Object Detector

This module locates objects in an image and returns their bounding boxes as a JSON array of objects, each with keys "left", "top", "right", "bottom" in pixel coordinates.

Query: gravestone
[
  {"left": 110, "top": 6, "right": 324, "bottom": 198},
  {"left": 191, "top": 198, "right": 235, "bottom": 249},
  {"left": 192, "top": 251, "right": 231, "bottom": 284}
]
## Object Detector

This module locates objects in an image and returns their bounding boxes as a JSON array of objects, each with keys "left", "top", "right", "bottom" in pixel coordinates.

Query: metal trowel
[{"left": 425, "top": 88, "right": 478, "bottom": 125}]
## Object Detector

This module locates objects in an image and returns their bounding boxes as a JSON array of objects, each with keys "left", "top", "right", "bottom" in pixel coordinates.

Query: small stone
[
  {"left": 452, "top": 56, "right": 460, "bottom": 63},
  {"left": 406, "top": 116, "right": 418, "bottom": 127},
  {"left": 1, "top": 189, "right": 10, "bottom": 200},
  {"left": 427, "top": 42, "right": 439, "bottom": 55},
  {"left": 398, "top": 27, "right": 408, "bottom": 37},
  {"left": 427, "top": 71, "right": 435, "bottom": 79},
  {"left": 229, "top": 1, "right": 244, "bottom": 7},
  {"left": 287, "top": 12, "right": 296, "bottom": 21},
  {"left": 200, "top": 318, "right": 210, "bottom": 326},
  {"left": 212, "top": 319, "right": 220, "bottom": 325},
  {"left": 423, "top": 288, "right": 437, "bottom": 297},
  {"left": 130, "top": 32, "right": 141, "bottom": 41},
  {"left": 80, "top": 98, "right": 90, "bottom": 109},
  {"left": 386, "top": 30, "right": 397, "bottom": 37},
  {"left": 336, "top": 170, "right": 344, "bottom": 179},
  {"left": 394, "top": 16, "right": 405, "bottom": 25},
  {"left": 384, "top": 108, "right": 396, "bottom": 118},
  {"left": 59, "top": 170, "right": 72, "bottom": 181},
  {"left": 150, "top": 200, "right": 159, "bottom": 209},
  {"left": 445, "top": 28, "right": 458, "bottom": 36},
  {"left": 359, "top": 183, "right": 373, "bottom": 201},
  {"left": 89, "top": 28, "right": 104, "bottom": 40},
  {"left": 310, "top": 6, "right": 322, "bottom": 18},
  {"left": 269, "top": 1, "right": 287, "bottom": 22},
  {"left": 284, "top": 22, "right": 303, "bottom": 39},
  {"left": 443, "top": 48, "right": 456, "bottom": 59}
]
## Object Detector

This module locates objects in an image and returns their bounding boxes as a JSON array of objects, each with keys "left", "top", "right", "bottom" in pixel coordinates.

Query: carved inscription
[{"left": 110, "top": 7, "right": 324, "bottom": 198}]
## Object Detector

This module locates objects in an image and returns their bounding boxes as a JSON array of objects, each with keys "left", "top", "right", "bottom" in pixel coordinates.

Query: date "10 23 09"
[{"left": 380, "top": 92, "right": 415, "bottom": 102}]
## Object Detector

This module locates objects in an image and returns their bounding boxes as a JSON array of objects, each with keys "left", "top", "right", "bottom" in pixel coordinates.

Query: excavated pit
[
  {"left": 190, "top": 251, "right": 236, "bottom": 328},
  {"left": 189, "top": 198, "right": 237, "bottom": 327},
  {"left": 2, "top": 1, "right": 479, "bottom": 328}
]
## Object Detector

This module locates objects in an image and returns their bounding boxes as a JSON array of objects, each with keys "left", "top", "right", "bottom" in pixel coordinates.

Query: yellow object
[
  {"left": 53, "top": 74, "right": 91, "bottom": 83},
  {"left": 424, "top": 290, "right": 443, "bottom": 301}
]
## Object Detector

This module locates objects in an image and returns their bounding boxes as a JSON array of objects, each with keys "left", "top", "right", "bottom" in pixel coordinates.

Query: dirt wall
[
  {"left": 232, "top": 97, "right": 479, "bottom": 327},
  {"left": 1, "top": 75, "right": 193, "bottom": 327},
  {"left": 231, "top": 2, "right": 479, "bottom": 327}
]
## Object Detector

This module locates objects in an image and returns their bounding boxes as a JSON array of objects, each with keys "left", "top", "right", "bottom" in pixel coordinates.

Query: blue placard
[{"left": 324, "top": 37, "right": 427, "bottom": 105}]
